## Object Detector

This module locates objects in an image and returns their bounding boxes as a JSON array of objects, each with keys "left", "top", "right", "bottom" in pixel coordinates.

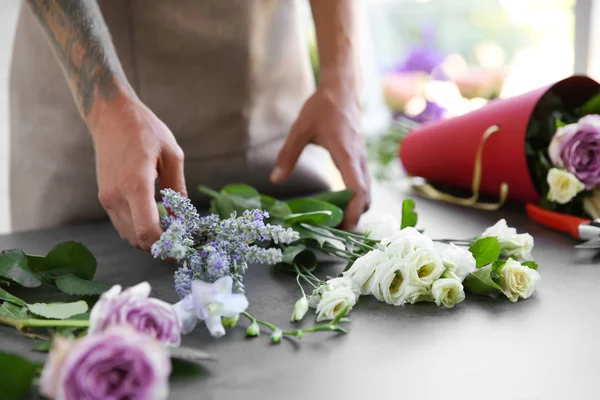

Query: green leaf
[
  {"left": 197, "top": 185, "right": 220, "bottom": 199},
  {"left": 284, "top": 211, "right": 332, "bottom": 225},
  {"left": 522, "top": 261, "right": 539, "bottom": 270},
  {"left": 170, "top": 359, "right": 206, "bottom": 382},
  {"left": 157, "top": 202, "right": 168, "bottom": 220},
  {"left": 286, "top": 198, "right": 343, "bottom": 227},
  {"left": 312, "top": 189, "right": 353, "bottom": 210},
  {"left": 582, "top": 92, "right": 600, "bottom": 115},
  {"left": 33, "top": 340, "right": 52, "bottom": 353},
  {"left": 469, "top": 237, "right": 501, "bottom": 268},
  {"left": 55, "top": 273, "right": 111, "bottom": 296},
  {"left": 463, "top": 264, "right": 503, "bottom": 295},
  {"left": 259, "top": 194, "right": 277, "bottom": 210},
  {"left": 491, "top": 260, "right": 506, "bottom": 274},
  {"left": 27, "top": 300, "right": 88, "bottom": 320},
  {"left": 280, "top": 244, "right": 318, "bottom": 272},
  {"left": 401, "top": 199, "right": 418, "bottom": 229},
  {"left": 30, "top": 242, "right": 97, "bottom": 280},
  {"left": 0, "top": 250, "right": 42, "bottom": 288},
  {"left": 0, "top": 302, "right": 30, "bottom": 320},
  {"left": 555, "top": 119, "right": 567, "bottom": 129},
  {"left": 282, "top": 244, "right": 308, "bottom": 265},
  {"left": 268, "top": 201, "right": 292, "bottom": 219},
  {"left": 0, "top": 352, "right": 38, "bottom": 400},
  {"left": 0, "top": 287, "right": 26, "bottom": 307}
]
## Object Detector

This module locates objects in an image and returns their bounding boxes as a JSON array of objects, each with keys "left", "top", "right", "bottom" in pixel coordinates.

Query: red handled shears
[{"left": 526, "top": 203, "right": 600, "bottom": 248}]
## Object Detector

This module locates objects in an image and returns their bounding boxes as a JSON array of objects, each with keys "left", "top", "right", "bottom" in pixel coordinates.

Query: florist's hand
[
  {"left": 271, "top": 79, "right": 371, "bottom": 229},
  {"left": 88, "top": 96, "right": 186, "bottom": 249}
]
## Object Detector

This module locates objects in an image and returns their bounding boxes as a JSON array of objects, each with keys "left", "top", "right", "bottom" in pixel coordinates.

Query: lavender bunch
[{"left": 151, "top": 189, "right": 299, "bottom": 298}]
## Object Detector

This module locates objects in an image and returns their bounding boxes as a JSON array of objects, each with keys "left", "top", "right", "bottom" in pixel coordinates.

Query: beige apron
[{"left": 9, "top": 0, "right": 335, "bottom": 232}]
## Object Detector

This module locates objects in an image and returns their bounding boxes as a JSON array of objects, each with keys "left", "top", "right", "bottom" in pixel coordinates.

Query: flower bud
[
  {"left": 246, "top": 321, "right": 260, "bottom": 337},
  {"left": 222, "top": 314, "right": 239, "bottom": 328},
  {"left": 270, "top": 329, "right": 282, "bottom": 344},
  {"left": 290, "top": 297, "right": 309, "bottom": 322}
]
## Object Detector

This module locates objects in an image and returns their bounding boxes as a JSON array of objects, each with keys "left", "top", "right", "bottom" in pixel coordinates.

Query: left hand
[{"left": 270, "top": 77, "right": 371, "bottom": 229}]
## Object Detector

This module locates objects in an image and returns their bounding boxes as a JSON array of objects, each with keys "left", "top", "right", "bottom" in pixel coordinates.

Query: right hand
[{"left": 87, "top": 95, "right": 186, "bottom": 250}]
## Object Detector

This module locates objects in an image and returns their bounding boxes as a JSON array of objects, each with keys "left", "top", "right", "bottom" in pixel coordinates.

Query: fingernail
[{"left": 270, "top": 167, "right": 284, "bottom": 183}]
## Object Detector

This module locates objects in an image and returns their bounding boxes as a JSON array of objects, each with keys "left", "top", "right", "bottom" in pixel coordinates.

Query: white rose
[
  {"left": 497, "top": 258, "right": 540, "bottom": 302},
  {"left": 432, "top": 278, "right": 465, "bottom": 308},
  {"left": 546, "top": 168, "right": 585, "bottom": 204},
  {"left": 404, "top": 248, "right": 445, "bottom": 287},
  {"left": 481, "top": 219, "right": 534, "bottom": 261},
  {"left": 315, "top": 285, "right": 358, "bottom": 322},
  {"left": 441, "top": 244, "right": 476, "bottom": 282},
  {"left": 343, "top": 249, "right": 389, "bottom": 295},
  {"left": 584, "top": 190, "right": 600, "bottom": 219},
  {"left": 379, "top": 227, "right": 434, "bottom": 257},
  {"left": 357, "top": 213, "right": 401, "bottom": 240}
]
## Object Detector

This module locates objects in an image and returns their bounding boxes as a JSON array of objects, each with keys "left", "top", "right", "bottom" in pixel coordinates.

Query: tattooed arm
[{"left": 26, "top": 0, "right": 187, "bottom": 250}]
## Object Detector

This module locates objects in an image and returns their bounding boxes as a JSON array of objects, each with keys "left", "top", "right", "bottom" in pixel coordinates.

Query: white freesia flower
[
  {"left": 546, "top": 168, "right": 585, "bottom": 204},
  {"left": 379, "top": 227, "right": 434, "bottom": 257},
  {"left": 432, "top": 278, "right": 465, "bottom": 308},
  {"left": 343, "top": 249, "right": 389, "bottom": 295},
  {"left": 481, "top": 219, "right": 534, "bottom": 261},
  {"left": 404, "top": 248, "right": 445, "bottom": 287},
  {"left": 290, "top": 297, "right": 309, "bottom": 322},
  {"left": 173, "top": 276, "right": 249, "bottom": 338},
  {"left": 441, "top": 244, "right": 476, "bottom": 282},
  {"left": 497, "top": 258, "right": 540, "bottom": 302},
  {"left": 584, "top": 190, "right": 600, "bottom": 219},
  {"left": 315, "top": 278, "right": 358, "bottom": 322},
  {"left": 357, "top": 213, "right": 401, "bottom": 240}
]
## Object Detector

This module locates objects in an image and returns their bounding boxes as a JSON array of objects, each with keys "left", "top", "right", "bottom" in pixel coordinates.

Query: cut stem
[{"left": 0, "top": 316, "right": 90, "bottom": 331}]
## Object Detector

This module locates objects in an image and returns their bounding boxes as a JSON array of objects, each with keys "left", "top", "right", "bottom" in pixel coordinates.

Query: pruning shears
[{"left": 526, "top": 203, "right": 600, "bottom": 248}]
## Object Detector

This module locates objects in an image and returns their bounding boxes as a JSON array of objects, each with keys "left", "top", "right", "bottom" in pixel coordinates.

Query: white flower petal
[
  {"left": 173, "top": 296, "right": 198, "bottom": 335},
  {"left": 220, "top": 294, "right": 249, "bottom": 317},
  {"left": 213, "top": 276, "right": 234, "bottom": 295},
  {"left": 123, "top": 282, "right": 151, "bottom": 298},
  {"left": 205, "top": 315, "right": 226, "bottom": 338}
]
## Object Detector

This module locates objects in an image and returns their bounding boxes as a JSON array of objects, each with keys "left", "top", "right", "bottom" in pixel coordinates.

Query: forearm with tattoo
[{"left": 26, "top": 0, "right": 130, "bottom": 116}]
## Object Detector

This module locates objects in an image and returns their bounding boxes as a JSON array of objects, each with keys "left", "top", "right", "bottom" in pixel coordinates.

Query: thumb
[
  {"left": 159, "top": 147, "right": 188, "bottom": 197},
  {"left": 271, "top": 120, "right": 311, "bottom": 184}
]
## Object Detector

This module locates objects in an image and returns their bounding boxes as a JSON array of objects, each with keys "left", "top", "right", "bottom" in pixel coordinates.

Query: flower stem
[
  {"left": 347, "top": 236, "right": 376, "bottom": 251},
  {"left": 317, "top": 225, "right": 375, "bottom": 241},
  {"left": 0, "top": 316, "right": 90, "bottom": 331},
  {"left": 301, "top": 266, "right": 323, "bottom": 284},
  {"left": 295, "top": 275, "right": 307, "bottom": 297},
  {"left": 241, "top": 312, "right": 277, "bottom": 331},
  {"left": 293, "top": 264, "right": 317, "bottom": 289}
]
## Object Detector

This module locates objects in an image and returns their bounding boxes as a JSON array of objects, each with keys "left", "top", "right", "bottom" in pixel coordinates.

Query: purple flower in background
[
  {"left": 548, "top": 115, "right": 600, "bottom": 189},
  {"left": 89, "top": 282, "right": 182, "bottom": 346},
  {"left": 392, "top": 25, "right": 446, "bottom": 76},
  {"left": 41, "top": 326, "right": 171, "bottom": 400},
  {"left": 402, "top": 100, "right": 447, "bottom": 123}
]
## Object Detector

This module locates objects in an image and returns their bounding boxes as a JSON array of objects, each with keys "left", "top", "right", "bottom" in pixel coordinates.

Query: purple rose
[
  {"left": 41, "top": 326, "right": 171, "bottom": 400},
  {"left": 548, "top": 115, "right": 600, "bottom": 189},
  {"left": 89, "top": 282, "right": 182, "bottom": 346}
]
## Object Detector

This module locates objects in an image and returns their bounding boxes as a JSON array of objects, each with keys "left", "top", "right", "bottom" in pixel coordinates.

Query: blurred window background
[{"left": 0, "top": 0, "right": 597, "bottom": 233}]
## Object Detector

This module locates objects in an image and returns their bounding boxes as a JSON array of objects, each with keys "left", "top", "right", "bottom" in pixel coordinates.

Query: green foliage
[
  {"left": 0, "top": 302, "right": 30, "bottom": 320},
  {"left": 30, "top": 242, "right": 97, "bottom": 281},
  {"left": 0, "top": 352, "right": 38, "bottom": 400},
  {"left": 284, "top": 211, "right": 333, "bottom": 225},
  {"left": 286, "top": 198, "right": 343, "bottom": 227},
  {"left": 0, "top": 250, "right": 42, "bottom": 288},
  {"left": 55, "top": 273, "right": 111, "bottom": 296},
  {"left": 463, "top": 264, "right": 503, "bottom": 295},
  {"left": 0, "top": 287, "right": 27, "bottom": 307},
  {"left": 581, "top": 92, "right": 600, "bottom": 115},
  {"left": 522, "top": 261, "right": 539, "bottom": 270},
  {"left": 469, "top": 237, "right": 501, "bottom": 268},
  {"left": 281, "top": 244, "right": 318, "bottom": 272},
  {"left": 312, "top": 189, "right": 353, "bottom": 211},
  {"left": 26, "top": 300, "right": 88, "bottom": 320},
  {"left": 401, "top": 199, "right": 418, "bottom": 229}
]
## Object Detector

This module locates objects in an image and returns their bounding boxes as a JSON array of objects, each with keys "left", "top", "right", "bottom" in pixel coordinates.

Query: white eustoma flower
[
  {"left": 432, "top": 278, "right": 466, "bottom": 308},
  {"left": 441, "top": 244, "right": 476, "bottom": 282},
  {"left": 173, "top": 276, "right": 249, "bottom": 338},
  {"left": 546, "top": 168, "right": 585, "bottom": 204},
  {"left": 308, "top": 277, "right": 360, "bottom": 309},
  {"left": 343, "top": 249, "right": 389, "bottom": 295},
  {"left": 362, "top": 255, "right": 408, "bottom": 305},
  {"left": 356, "top": 213, "right": 401, "bottom": 240},
  {"left": 379, "top": 227, "right": 434, "bottom": 257},
  {"left": 315, "top": 282, "right": 358, "bottom": 322},
  {"left": 497, "top": 258, "right": 540, "bottom": 302},
  {"left": 403, "top": 284, "right": 432, "bottom": 304},
  {"left": 404, "top": 248, "right": 445, "bottom": 287},
  {"left": 481, "top": 219, "right": 534, "bottom": 261}
]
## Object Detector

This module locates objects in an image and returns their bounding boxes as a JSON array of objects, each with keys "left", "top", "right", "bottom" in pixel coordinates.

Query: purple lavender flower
[
  {"left": 548, "top": 115, "right": 600, "bottom": 189},
  {"left": 393, "top": 25, "right": 445, "bottom": 76},
  {"left": 88, "top": 282, "right": 181, "bottom": 346},
  {"left": 42, "top": 326, "right": 171, "bottom": 400},
  {"left": 401, "top": 100, "right": 447, "bottom": 123},
  {"left": 160, "top": 188, "right": 200, "bottom": 232}
]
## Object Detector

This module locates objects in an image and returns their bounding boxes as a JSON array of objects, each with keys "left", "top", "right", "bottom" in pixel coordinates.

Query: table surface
[{"left": 1, "top": 183, "right": 598, "bottom": 400}]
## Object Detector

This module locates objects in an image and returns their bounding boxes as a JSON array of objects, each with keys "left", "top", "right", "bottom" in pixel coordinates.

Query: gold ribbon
[{"left": 410, "top": 125, "right": 509, "bottom": 211}]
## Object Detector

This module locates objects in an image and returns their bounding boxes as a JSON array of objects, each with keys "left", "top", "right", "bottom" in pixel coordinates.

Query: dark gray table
[{"left": 1, "top": 183, "right": 598, "bottom": 400}]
